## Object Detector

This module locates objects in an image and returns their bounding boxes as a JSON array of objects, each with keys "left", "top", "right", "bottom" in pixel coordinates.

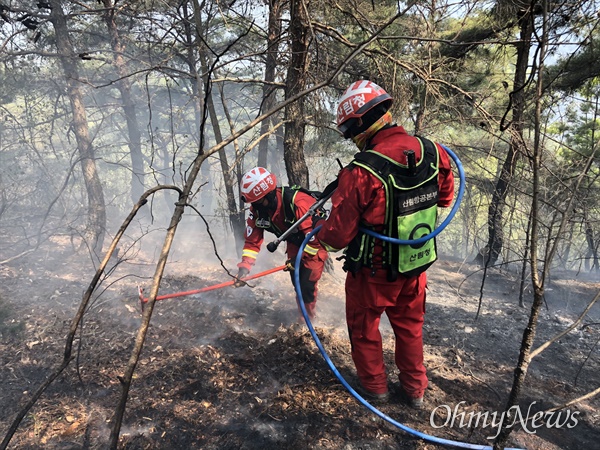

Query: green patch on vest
[{"left": 397, "top": 204, "right": 437, "bottom": 272}]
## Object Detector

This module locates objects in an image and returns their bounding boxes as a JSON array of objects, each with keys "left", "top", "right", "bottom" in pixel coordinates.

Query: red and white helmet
[
  {"left": 336, "top": 80, "right": 393, "bottom": 138},
  {"left": 240, "top": 166, "right": 277, "bottom": 203}
]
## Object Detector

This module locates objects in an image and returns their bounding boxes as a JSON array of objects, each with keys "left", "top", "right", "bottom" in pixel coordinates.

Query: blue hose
[{"left": 292, "top": 145, "right": 523, "bottom": 450}]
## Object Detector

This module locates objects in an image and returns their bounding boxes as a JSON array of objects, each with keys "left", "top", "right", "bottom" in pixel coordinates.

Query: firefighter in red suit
[
  {"left": 234, "top": 167, "right": 328, "bottom": 320},
  {"left": 316, "top": 80, "right": 455, "bottom": 408}
]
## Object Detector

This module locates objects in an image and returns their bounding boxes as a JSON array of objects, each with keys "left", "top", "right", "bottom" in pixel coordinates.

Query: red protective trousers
[
  {"left": 286, "top": 244, "right": 327, "bottom": 319},
  {"left": 345, "top": 268, "right": 427, "bottom": 397}
]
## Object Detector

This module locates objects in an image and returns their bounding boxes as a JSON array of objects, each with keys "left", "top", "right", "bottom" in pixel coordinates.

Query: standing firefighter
[
  {"left": 235, "top": 167, "right": 328, "bottom": 320},
  {"left": 316, "top": 80, "right": 455, "bottom": 408}
]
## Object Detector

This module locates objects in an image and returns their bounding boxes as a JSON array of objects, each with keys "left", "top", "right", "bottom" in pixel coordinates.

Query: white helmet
[{"left": 240, "top": 167, "right": 277, "bottom": 203}]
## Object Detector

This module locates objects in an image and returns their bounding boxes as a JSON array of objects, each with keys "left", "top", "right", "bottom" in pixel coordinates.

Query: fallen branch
[
  {"left": 544, "top": 385, "right": 600, "bottom": 412},
  {"left": 528, "top": 289, "right": 600, "bottom": 360}
]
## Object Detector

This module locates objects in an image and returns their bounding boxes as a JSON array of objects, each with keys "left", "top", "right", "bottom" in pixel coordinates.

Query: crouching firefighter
[
  {"left": 234, "top": 166, "right": 329, "bottom": 320},
  {"left": 316, "top": 80, "right": 455, "bottom": 408}
]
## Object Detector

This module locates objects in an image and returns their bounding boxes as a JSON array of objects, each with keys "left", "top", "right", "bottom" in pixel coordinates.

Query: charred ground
[{"left": 1, "top": 237, "right": 599, "bottom": 450}]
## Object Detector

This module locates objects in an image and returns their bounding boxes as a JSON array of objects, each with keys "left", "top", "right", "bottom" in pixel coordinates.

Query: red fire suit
[
  {"left": 238, "top": 188, "right": 328, "bottom": 319},
  {"left": 317, "top": 126, "right": 454, "bottom": 399}
]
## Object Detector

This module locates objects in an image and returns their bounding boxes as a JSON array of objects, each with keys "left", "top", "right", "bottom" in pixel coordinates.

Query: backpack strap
[
  {"left": 281, "top": 186, "right": 298, "bottom": 224},
  {"left": 415, "top": 135, "right": 439, "bottom": 166},
  {"left": 352, "top": 151, "right": 392, "bottom": 177}
]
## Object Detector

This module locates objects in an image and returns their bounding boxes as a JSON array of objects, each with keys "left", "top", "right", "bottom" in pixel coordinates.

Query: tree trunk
[
  {"left": 474, "top": 6, "right": 533, "bottom": 267},
  {"left": 192, "top": 0, "right": 245, "bottom": 248},
  {"left": 583, "top": 210, "right": 600, "bottom": 272},
  {"left": 49, "top": 0, "right": 106, "bottom": 256},
  {"left": 283, "top": 0, "right": 310, "bottom": 188},
  {"left": 559, "top": 220, "right": 574, "bottom": 270},
  {"left": 518, "top": 208, "right": 532, "bottom": 307},
  {"left": 413, "top": 75, "right": 429, "bottom": 134},
  {"left": 257, "top": 0, "right": 283, "bottom": 170},
  {"left": 204, "top": 88, "right": 245, "bottom": 248},
  {"left": 102, "top": 0, "right": 145, "bottom": 206},
  {"left": 182, "top": 0, "right": 213, "bottom": 214},
  {"left": 493, "top": 5, "right": 545, "bottom": 447},
  {"left": 273, "top": 120, "right": 285, "bottom": 178}
]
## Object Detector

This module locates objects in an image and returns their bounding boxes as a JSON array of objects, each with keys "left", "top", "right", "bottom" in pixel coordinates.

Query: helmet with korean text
[
  {"left": 336, "top": 80, "right": 393, "bottom": 139},
  {"left": 240, "top": 166, "right": 277, "bottom": 203}
]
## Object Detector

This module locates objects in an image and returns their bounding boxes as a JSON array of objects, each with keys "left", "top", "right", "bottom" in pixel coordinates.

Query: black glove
[
  {"left": 233, "top": 267, "right": 250, "bottom": 287},
  {"left": 312, "top": 210, "right": 328, "bottom": 229},
  {"left": 283, "top": 259, "right": 295, "bottom": 272}
]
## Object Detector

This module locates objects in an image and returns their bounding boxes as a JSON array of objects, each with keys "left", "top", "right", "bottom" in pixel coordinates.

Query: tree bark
[
  {"left": 49, "top": 0, "right": 106, "bottom": 256},
  {"left": 192, "top": 0, "right": 245, "bottom": 248},
  {"left": 583, "top": 209, "right": 599, "bottom": 272},
  {"left": 494, "top": 5, "right": 546, "bottom": 446},
  {"left": 102, "top": 0, "right": 145, "bottom": 207},
  {"left": 257, "top": 0, "right": 283, "bottom": 169},
  {"left": 182, "top": 0, "right": 213, "bottom": 214},
  {"left": 283, "top": 0, "right": 311, "bottom": 188},
  {"left": 474, "top": 6, "right": 533, "bottom": 267}
]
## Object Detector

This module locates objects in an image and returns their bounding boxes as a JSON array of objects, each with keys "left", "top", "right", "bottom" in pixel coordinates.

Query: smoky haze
[{"left": 1, "top": 1, "right": 600, "bottom": 448}]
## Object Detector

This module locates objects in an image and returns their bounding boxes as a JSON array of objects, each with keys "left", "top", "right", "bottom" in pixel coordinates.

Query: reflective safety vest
[{"left": 343, "top": 136, "right": 440, "bottom": 279}]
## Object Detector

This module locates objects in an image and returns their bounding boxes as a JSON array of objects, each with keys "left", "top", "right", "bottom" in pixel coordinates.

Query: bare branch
[{"left": 528, "top": 289, "right": 600, "bottom": 360}]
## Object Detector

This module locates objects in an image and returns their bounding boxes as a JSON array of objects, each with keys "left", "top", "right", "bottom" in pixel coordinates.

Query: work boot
[
  {"left": 407, "top": 395, "right": 424, "bottom": 409},
  {"left": 356, "top": 385, "right": 390, "bottom": 404},
  {"left": 398, "top": 388, "right": 424, "bottom": 409}
]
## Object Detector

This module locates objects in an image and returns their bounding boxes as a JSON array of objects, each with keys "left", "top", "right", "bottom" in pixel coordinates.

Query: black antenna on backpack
[{"left": 404, "top": 150, "right": 417, "bottom": 175}]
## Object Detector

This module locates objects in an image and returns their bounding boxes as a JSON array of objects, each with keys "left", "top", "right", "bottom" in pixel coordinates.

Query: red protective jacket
[
  {"left": 317, "top": 126, "right": 454, "bottom": 253},
  {"left": 238, "top": 188, "right": 327, "bottom": 271}
]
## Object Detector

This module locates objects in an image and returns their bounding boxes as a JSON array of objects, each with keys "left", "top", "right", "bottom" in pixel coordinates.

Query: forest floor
[{"left": 1, "top": 233, "right": 600, "bottom": 450}]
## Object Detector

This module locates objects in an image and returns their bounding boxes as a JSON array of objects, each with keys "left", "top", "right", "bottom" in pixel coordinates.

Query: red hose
[{"left": 139, "top": 265, "right": 286, "bottom": 304}]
